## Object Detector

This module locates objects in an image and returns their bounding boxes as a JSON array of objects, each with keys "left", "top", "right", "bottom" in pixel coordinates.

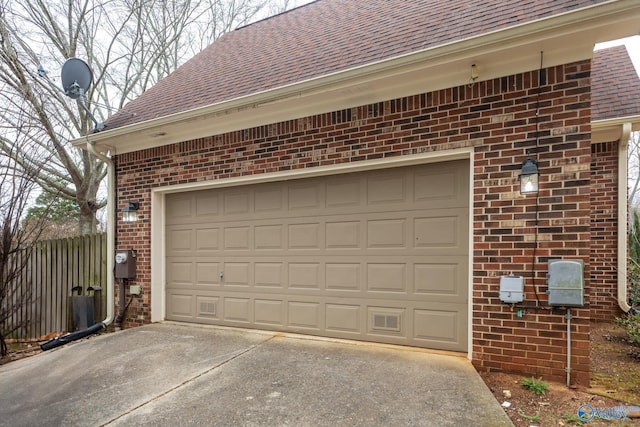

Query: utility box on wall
[
  {"left": 499, "top": 275, "right": 524, "bottom": 303},
  {"left": 115, "top": 250, "right": 137, "bottom": 279},
  {"left": 547, "top": 259, "right": 584, "bottom": 307}
]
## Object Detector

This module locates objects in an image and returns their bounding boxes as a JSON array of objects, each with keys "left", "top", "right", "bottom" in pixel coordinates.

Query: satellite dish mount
[
  {"left": 61, "top": 58, "right": 104, "bottom": 132},
  {"left": 39, "top": 57, "right": 104, "bottom": 132}
]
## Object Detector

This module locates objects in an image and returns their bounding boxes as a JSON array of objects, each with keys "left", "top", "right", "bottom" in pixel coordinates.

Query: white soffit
[
  {"left": 592, "top": 117, "right": 640, "bottom": 143},
  {"left": 74, "top": 0, "right": 640, "bottom": 154}
]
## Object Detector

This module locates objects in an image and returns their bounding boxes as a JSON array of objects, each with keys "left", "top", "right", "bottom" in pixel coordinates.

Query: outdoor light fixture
[
  {"left": 470, "top": 63, "right": 479, "bottom": 81},
  {"left": 519, "top": 157, "right": 539, "bottom": 194},
  {"left": 122, "top": 201, "right": 139, "bottom": 223}
]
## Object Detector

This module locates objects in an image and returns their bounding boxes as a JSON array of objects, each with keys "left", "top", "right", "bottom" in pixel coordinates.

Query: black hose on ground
[{"left": 40, "top": 323, "right": 105, "bottom": 351}]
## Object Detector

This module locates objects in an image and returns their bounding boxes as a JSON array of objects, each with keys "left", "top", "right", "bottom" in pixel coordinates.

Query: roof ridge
[{"left": 234, "top": 0, "right": 320, "bottom": 33}]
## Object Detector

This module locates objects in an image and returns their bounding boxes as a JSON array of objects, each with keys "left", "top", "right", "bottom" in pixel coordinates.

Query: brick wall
[
  {"left": 116, "top": 60, "right": 604, "bottom": 385},
  {"left": 590, "top": 141, "right": 622, "bottom": 320}
]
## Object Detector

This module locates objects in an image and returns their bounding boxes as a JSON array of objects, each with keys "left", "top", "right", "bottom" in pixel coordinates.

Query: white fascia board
[
  {"left": 592, "top": 116, "right": 640, "bottom": 143},
  {"left": 74, "top": 0, "right": 640, "bottom": 154}
]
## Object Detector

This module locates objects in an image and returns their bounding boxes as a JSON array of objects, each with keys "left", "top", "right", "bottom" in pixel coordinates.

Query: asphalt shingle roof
[
  {"left": 105, "top": 0, "right": 609, "bottom": 130},
  {"left": 592, "top": 45, "right": 640, "bottom": 121}
]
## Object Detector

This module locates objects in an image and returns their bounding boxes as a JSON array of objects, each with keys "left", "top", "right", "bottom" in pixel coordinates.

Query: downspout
[
  {"left": 41, "top": 140, "right": 115, "bottom": 350},
  {"left": 618, "top": 122, "right": 632, "bottom": 313}
]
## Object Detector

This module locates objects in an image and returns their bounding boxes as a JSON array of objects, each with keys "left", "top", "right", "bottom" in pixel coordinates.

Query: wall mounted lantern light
[
  {"left": 122, "top": 201, "right": 139, "bottom": 223},
  {"left": 519, "top": 157, "right": 539, "bottom": 195}
]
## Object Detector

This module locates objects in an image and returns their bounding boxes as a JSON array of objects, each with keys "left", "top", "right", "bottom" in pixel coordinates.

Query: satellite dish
[{"left": 61, "top": 57, "right": 93, "bottom": 99}]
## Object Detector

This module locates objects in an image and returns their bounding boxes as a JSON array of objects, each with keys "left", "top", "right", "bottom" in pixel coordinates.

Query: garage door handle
[{"left": 219, "top": 271, "right": 224, "bottom": 281}]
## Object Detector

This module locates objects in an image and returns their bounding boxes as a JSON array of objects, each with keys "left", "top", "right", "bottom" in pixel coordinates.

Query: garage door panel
[
  {"left": 288, "top": 263, "right": 321, "bottom": 289},
  {"left": 326, "top": 179, "right": 362, "bottom": 208},
  {"left": 254, "top": 299, "right": 285, "bottom": 326},
  {"left": 289, "top": 183, "right": 322, "bottom": 211},
  {"left": 195, "top": 227, "right": 221, "bottom": 251},
  {"left": 367, "top": 307, "right": 406, "bottom": 338},
  {"left": 223, "top": 297, "right": 251, "bottom": 323},
  {"left": 196, "top": 262, "right": 221, "bottom": 286},
  {"left": 254, "top": 186, "right": 284, "bottom": 213},
  {"left": 167, "top": 261, "right": 193, "bottom": 285},
  {"left": 367, "top": 219, "right": 406, "bottom": 248},
  {"left": 325, "top": 304, "right": 361, "bottom": 334},
  {"left": 166, "top": 292, "right": 193, "bottom": 319},
  {"left": 288, "top": 223, "right": 321, "bottom": 249},
  {"left": 414, "top": 263, "right": 460, "bottom": 296},
  {"left": 288, "top": 301, "right": 321, "bottom": 330},
  {"left": 195, "top": 192, "right": 220, "bottom": 217},
  {"left": 223, "top": 262, "right": 251, "bottom": 286},
  {"left": 166, "top": 193, "right": 194, "bottom": 222},
  {"left": 224, "top": 191, "right": 250, "bottom": 215},
  {"left": 366, "top": 264, "right": 407, "bottom": 293},
  {"left": 166, "top": 160, "right": 469, "bottom": 352},
  {"left": 254, "top": 225, "right": 284, "bottom": 250},
  {"left": 224, "top": 226, "right": 251, "bottom": 250},
  {"left": 413, "top": 306, "right": 467, "bottom": 351},
  {"left": 195, "top": 296, "right": 220, "bottom": 320},
  {"left": 413, "top": 168, "right": 465, "bottom": 206},
  {"left": 326, "top": 221, "right": 361, "bottom": 249},
  {"left": 414, "top": 216, "right": 460, "bottom": 247},
  {"left": 325, "top": 263, "right": 361, "bottom": 291},
  {"left": 367, "top": 174, "right": 405, "bottom": 205},
  {"left": 166, "top": 228, "right": 193, "bottom": 253},
  {"left": 254, "top": 262, "right": 285, "bottom": 288}
]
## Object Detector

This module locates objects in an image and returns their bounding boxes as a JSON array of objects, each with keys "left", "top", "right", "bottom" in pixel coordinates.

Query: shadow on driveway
[{"left": 0, "top": 323, "right": 512, "bottom": 426}]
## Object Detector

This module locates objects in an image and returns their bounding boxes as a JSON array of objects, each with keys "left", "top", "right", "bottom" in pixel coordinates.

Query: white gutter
[
  {"left": 619, "top": 122, "right": 632, "bottom": 313},
  {"left": 85, "top": 140, "right": 115, "bottom": 326}
]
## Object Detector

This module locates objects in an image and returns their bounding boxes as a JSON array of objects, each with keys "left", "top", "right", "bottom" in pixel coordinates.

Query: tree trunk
[{"left": 78, "top": 209, "right": 97, "bottom": 236}]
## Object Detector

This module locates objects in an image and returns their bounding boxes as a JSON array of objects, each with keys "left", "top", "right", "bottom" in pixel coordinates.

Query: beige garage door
[{"left": 165, "top": 159, "right": 469, "bottom": 352}]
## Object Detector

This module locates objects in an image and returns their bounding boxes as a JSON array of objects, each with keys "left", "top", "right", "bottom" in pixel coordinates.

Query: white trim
[
  {"left": 467, "top": 152, "right": 475, "bottom": 360},
  {"left": 150, "top": 148, "right": 475, "bottom": 358},
  {"left": 150, "top": 190, "right": 166, "bottom": 323},
  {"left": 592, "top": 116, "right": 640, "bottom": 143}
]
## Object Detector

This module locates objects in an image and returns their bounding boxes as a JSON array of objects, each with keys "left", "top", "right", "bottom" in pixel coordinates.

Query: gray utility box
[
  {"left": 547, "top": 259, "right": 584, "bottom": 307},
  {"left": 499, "top": 275, "right": 524, "bottom": 303}
]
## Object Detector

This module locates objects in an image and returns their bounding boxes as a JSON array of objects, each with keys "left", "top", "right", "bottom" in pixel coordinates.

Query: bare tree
[
  {"left": 0, "top": 131, "right": 51, "bottom": 356},
  {"left": 0, "top": 0, "right": 292, "bottom": 235}
]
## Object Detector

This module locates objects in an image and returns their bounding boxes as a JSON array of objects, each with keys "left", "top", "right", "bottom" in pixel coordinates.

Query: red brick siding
[
  {"left": 590, "top": 141, "right": 622, "bottom": 320},
  {"left": 116, "top": 60, "right": 599, "bottom": 385}
]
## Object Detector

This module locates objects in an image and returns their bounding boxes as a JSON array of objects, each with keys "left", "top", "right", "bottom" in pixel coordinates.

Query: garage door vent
[
  {"left": 199, "top": 301, "right": 217, "bottom": 317},
  {"left": 373, "top": 314, "right": 400, "bottom": 331}
]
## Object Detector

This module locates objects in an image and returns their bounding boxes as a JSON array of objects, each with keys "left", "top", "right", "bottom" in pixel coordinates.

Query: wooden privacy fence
[{"left": 5, "top": 233, "right": 107, "bottom": 339}]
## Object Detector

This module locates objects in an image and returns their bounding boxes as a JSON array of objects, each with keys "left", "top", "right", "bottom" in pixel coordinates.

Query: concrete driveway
[{"left": 0, "top": 323, "right": 512, "bottom": 426}]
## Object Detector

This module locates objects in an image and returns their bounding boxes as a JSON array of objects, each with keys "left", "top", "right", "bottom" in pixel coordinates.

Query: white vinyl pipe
[
  {"left": 40, "top": 140, "right": 115, "bottom": 351},
  {"left": 85, "top": 141, "right": 115, "bottom": 327},
  {"left": 618, "top": 122, "right": 632, "bottom": 313}
]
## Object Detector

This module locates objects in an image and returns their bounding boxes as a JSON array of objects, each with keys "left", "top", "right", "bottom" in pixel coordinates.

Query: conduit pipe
[
  {"left": 618, "top": 122, "right": 632, "bottom": 313},
  {"left": 41, "top": 140, "right": 115, "bottom": 350},
  {"left": 566, "top": 308, "right": 572, "bottom": 387}
]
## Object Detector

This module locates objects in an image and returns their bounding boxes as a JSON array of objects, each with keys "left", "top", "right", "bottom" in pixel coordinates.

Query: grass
[
  {"left": 521, "top": 376, "right": 549, "bottom": 395},
  {"left": 562, "top": 413, "right": 585, "bottom": 425},
  {"left": 517, "top": 409, "right": 540, "bottom": 422},
  {"left": 590, "top": 371, "right": 640, "bottom": 405}
]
